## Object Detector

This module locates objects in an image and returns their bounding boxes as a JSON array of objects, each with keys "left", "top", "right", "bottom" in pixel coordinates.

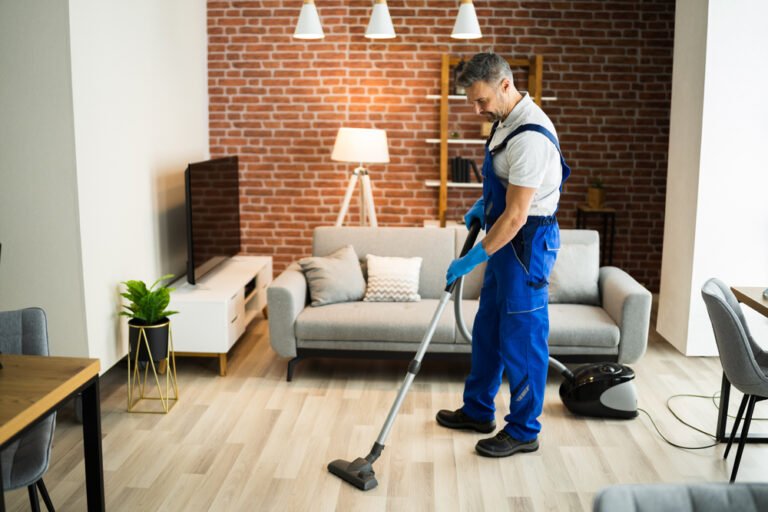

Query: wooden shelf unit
[
  {"left": 436, "top": 54, "right": 544, "bottom": 226},
  {"left": 425, "top": 179, "right": 482, "bottom": 189}
]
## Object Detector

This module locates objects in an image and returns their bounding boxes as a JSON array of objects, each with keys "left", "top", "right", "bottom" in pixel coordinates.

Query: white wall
[
  {"left": 0, "top": 1, "right": 89, "bottom": 357},
  {"left": 658, "top": 0, "right": 768, "bottom": 355},
  {"left": 656, "top": 0, "right": 708, "bottom": 355},
  {"left": 68, "top": 0, "right": 209, "bottom": 369},
  {"left": 0, "top": 0, "right": 208, "bottom": 370}
]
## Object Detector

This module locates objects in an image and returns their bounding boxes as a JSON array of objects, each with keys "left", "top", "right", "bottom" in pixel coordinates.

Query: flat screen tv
[{"left": 184, "top": 156, "right": 241, "bottom": 284}]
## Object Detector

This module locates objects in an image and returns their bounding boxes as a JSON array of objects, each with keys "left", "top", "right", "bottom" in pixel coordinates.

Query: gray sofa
[
  {"left": 593, "top": 483, "right": 768, "bottom": 512},
  {"left": 268, "top": 227, "right": 651, "bottom": 380}
]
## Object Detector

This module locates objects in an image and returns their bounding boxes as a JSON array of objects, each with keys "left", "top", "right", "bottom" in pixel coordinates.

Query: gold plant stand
[{"left": 127, "top": 322, "right": 178, "bottom": 413}]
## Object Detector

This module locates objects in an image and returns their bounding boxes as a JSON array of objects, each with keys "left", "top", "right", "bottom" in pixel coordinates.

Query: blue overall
[{"left": 462, "top": 123, "right": 571, "bottom": 441}]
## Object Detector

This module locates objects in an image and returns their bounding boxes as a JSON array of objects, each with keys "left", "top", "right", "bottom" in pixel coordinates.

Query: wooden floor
[{"left": 7, "top": 309, "right": 768, "bottom": 511}]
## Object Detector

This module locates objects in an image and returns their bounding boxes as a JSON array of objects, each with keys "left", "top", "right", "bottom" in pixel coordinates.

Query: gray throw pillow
[
  {"left": 299, "top": 245, "right": 366, "bottom": 307},
  {"left": 548, "top": 241, "right": 600, "bottom": 305}
]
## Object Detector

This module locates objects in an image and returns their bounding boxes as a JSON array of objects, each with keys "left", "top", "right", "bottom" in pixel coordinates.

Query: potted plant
[
  {"left": 120, "top": 274, "right": 178, "bottom": 363},
  {"left": 587, "top": 176, "right": 605, "bottom": 209}
]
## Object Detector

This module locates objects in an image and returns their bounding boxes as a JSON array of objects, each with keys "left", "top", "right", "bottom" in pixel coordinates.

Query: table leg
[
  {"left": 601, "top": 213, "right": 609, "bottom": 267},
  {"left": 81, "top": 377, "right": 105, "bottom": 511},
  {"left": 1, "top": 459, "right": 5, "bottom": 512},
  {"left": 715, "top": 372, "right": 768, "bottom": 443},
  {"left": 609, "top": 212, "right": 616, "bottom": 266}
]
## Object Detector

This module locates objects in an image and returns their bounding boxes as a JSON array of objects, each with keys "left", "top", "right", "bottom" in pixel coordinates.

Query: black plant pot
[{"left": 128, "top": 318, "right": 170, "bottom": 363}]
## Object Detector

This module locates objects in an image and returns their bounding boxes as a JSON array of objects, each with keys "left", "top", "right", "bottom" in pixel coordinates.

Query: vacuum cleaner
[{"left": 328, "top": 219, "right": 637, "bottom": 491}]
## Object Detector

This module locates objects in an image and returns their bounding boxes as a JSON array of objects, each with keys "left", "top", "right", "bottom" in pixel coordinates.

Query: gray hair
[{"left": 457, "top": 53, "right": 514, "bottom": 88}]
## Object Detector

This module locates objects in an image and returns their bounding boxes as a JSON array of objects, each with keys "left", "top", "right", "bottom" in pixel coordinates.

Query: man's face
[{"left": 466, "top": 79, "right": 508, "bottom": 122}]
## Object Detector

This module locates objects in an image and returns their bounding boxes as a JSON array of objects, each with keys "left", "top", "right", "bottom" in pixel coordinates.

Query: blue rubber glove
[
  {"left": 446, "top": 243, "right": 490, "bottom": 285},
  {"left": 464, "top": 197, "right": 485, "bottom": 230}
]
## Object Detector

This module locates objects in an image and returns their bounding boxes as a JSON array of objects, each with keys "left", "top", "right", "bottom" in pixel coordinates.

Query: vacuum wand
[
  {"left": 445, "top": 219, "right": 483, "bottom": 295},
  {"left": 328, "top": 218, "right": 483, "bottom": 491}
]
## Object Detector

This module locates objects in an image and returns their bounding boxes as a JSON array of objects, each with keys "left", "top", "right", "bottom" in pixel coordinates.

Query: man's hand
[
  {"left": 464, "top": 197, "right": 485, "bottom": 230},
  {"left": 446, "top": 243, "right": 489, "bottom": 285}
]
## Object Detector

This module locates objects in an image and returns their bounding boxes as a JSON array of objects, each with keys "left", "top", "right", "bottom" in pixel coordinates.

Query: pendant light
[
  {"left": 365, "top": 0, "right": 396, "bottom": 39},
  {"left": 294, "top": 0, "right": 324, "bottom": 40},
  {"left": 451, "top": 0, "right": 482, "bottom": 39}
]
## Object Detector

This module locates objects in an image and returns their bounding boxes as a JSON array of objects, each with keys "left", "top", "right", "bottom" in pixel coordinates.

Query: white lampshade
[
  {"left": 294, "top": 0, "right": 324, "bottom": 40},
  {"left": 451, "top": 0, "right": 482, "bottom": 39},
  {"left": 365, "top": 0, "right": 396, "bottom": 39},
  {"left": 331, "top": 128, "right": 390, "bottom": 164}
]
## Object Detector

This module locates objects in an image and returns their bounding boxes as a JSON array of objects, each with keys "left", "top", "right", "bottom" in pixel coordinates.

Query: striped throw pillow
[{"left": 363, "top": 254, "right": 422, "bottom": 302}]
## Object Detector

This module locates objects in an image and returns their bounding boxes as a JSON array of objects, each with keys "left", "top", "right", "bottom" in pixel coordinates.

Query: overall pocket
[
  {"left": 509, "top": 222, "right": 537, "bottom": 275},
  {"left": 504, "top": 223, "right": 556, "bottom": 314},
  {"left": 526, "top": 224, "right": 560, "bottom": 290}
]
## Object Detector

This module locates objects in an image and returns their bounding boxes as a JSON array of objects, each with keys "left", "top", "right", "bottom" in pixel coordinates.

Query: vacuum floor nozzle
[{"left": 328, "top": 458, "right": 378, "bottom": 491}]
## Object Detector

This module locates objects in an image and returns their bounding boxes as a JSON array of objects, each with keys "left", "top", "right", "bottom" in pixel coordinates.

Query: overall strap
[
  {"left": 485, "top": 121, "right": 501, "bottom": 148},
  {"left": 488, "top": 123, "right": 571, "bottom": 194},
  {"left": 490, "top": 123, "right": 561, "bottom": 155}
]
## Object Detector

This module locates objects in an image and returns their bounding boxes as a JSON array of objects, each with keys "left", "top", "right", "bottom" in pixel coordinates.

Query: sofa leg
[{"left": 287, "top": 357, "right": 300, "bottom": 382}]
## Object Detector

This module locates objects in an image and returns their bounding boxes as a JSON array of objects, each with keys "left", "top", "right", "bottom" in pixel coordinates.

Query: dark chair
[
  {"left": 0, "top": 308, "right": 56, "bottom": 511},
  {"left": 701, "top": 278, "right": 768, "bottom": 482}
]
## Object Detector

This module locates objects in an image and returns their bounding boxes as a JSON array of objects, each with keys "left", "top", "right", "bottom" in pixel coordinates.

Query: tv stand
[{"left": 169, "top": 256, "right": 272, "bottom": 375}]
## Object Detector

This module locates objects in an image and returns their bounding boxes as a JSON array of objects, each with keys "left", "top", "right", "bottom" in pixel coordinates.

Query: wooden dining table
[
  {"left": 0, "top": 354, "right": 104, "bottom": 511},
  {"left": 715, "top": 286, "right": 768, "bottom": 442}
]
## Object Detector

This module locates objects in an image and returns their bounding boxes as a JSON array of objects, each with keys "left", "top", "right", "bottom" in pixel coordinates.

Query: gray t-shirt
[{"left": 489, "top": 93, "right": 562, "bottom": 216}]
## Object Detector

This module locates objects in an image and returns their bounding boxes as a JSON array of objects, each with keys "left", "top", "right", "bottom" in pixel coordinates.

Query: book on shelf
[{"left": 451, "top": 156, "right": 482, "bottom": 183}]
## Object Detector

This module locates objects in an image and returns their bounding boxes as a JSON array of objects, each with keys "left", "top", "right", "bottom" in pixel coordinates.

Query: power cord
[
  {"left": 638, "top": 408, "right": 718, "bottom": 450},
  {"left": 636, "top": 392, "right": 721, "bottom": 450},
  {"left": 711, "top": 392, "right": 768, "bottom": 421},
  {"left": 638, "top": 394, "right": 717, "bottom": 450},
  {"left": 639, "top": 390, "right": 768, "bottom": 450}
]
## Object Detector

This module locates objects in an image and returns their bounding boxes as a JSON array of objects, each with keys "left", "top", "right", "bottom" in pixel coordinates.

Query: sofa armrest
[
  {"left": 599, "top": 266, "right": 652, "bottom": 364},
  {"left": 267, "top": 263, "right": 307, "bottom": 358}
]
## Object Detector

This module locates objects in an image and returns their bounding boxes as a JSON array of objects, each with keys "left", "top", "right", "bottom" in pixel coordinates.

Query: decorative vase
[
  {"left": 128, "top": 318, "right": 170, "bottom": 363},
  {"left": 587, "top": 188, "right": 605, "bottom": 209}
]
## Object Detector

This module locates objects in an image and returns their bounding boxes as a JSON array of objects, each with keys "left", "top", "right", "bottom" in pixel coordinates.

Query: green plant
[
  {"left": 120, "top": 274, "right": 178, "bottom": 325},
  {"left": 590, "top": 176, "right": 604, "bottom": 189}
]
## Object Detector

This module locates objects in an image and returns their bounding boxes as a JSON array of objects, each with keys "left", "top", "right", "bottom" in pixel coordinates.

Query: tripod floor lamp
[{"left": 331, "top": 127, "right": 390, "bottom": 227}]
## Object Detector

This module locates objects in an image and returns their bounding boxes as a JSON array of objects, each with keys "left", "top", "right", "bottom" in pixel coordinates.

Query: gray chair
[
  {"left": 701, "top": 278, "right": 768, "bottom": 482},
  {"left": 0, "top": 308, "right": 56, "bottom": 511},
  {"left": 593, "top": 482, "right": 768, "bottom": 511}
]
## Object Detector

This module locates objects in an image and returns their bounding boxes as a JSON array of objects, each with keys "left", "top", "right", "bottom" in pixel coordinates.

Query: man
[{"left": 436, "top": 53, "right": 570, "bottom": 457}]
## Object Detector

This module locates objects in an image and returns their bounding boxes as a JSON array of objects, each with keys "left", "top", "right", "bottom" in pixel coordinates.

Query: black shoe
[
  {"left": 475, "top": 430, "right": 539, "bottom": 458},
  {"left": 436, "top": 409, "right": 496, "bottom": 433}
]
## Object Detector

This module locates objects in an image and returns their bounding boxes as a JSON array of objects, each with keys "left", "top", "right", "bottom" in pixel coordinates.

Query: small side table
[{"left": 575, "top": 205, "right": 616, "bottom": 266}]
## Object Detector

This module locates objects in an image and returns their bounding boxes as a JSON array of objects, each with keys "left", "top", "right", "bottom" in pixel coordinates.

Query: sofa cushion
[
  {"left": 549, "top": 230, "right": 600, "bottom": 305},
  {"left": 364, "top": 254, "right": 422, "bottom": 302},
  {"left": 313, "top": 227, "right": 454, "bottom": 299},
  {"left": 295, "top": 299, "right": 455, "bottom": 344},
  {"left": 456, "top": 302, "right": 619, "bottom": 350},
  {"left": 548, "top": 304, "right": 619, "bottom": 348},
  {"left": 298, "top": 245, "right": 366, "bottom": 307}
]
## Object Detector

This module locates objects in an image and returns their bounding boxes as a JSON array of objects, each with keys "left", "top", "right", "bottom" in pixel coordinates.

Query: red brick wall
[{"left": 207, "top": 0, "right": 675, "bottom": 291}]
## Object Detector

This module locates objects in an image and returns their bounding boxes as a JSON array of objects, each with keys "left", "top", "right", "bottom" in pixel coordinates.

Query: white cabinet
[{"left": 169, "top": 256, "right": 272, "bottom": 375}]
